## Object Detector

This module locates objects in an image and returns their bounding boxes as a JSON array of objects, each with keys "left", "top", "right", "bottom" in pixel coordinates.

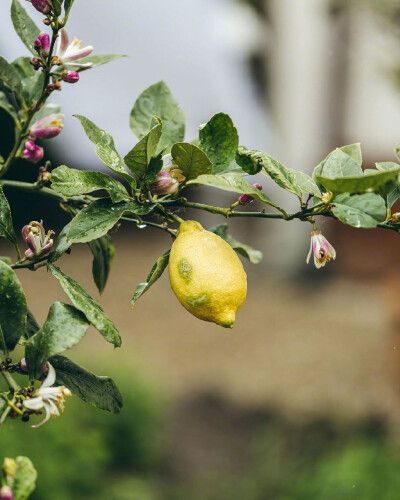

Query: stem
[
  {"left": 1, "top": 370, "right": 21, "bottom": 393},
  {"left": 0, "top": 396, "right": 14, "bottom": 428},
  {"left": 121, "top": 217, "right": 176, "bottom": 238}
]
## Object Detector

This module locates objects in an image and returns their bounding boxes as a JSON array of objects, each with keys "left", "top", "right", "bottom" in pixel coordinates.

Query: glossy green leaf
[
  {"left": 340, "top": 143, "right": 362, "bottom": 166},
  {"left": 124, "top": 118, "right": 162, "bottom": 178},
  {"left": 0, "top": 57, "right": 23, "bottom": 104},
  {"left": 130, "top": 81, "right": 185, "bottom": 150},
  {"left": 24, "top": 309, "right": 40, "bottom": 340},
  {"left": 63, "top": 0, "right": 75, "bottom": 17},
  {"left": 49, "top": 0, "right": 62, "bottom": 15},
  {"left": 47, "top": 264, "right": 121, "bottom": 347},
  {"left": 12, "top": 57, "right": 44, "bottom": 105},
  {"left": 209, "top": 223, "right": 262, "bottom": 264},
  {"left": 67, "top": 198, "right": 155, "bottom": 243},
  {"left": 256, "top": 151, "right": 303, "bottom": 198},
  {"left": 13, "top": 456, "right": 37, "bottom": 500},
  {"left": 131, "top": 250, "right": 170, "bottom": 307},
  {"left": 0, "top": 261, "right": 27, "bottom": 352},
  {"left": 332, "top": 193, "right": 386, "bottom": 228},
  {"left": 25, "top": 302, "right": 90, "bottom": 379},
  {"left": 48, "top": 221, "right": 72, "bottom": 263},
  {"left": 292, "top": 170, "right": 322, "bottom": 197},
  {"left": 88, "top": 235, "right": 115, "bottom": 294},
  {"left": 235, "top": 146, "right": 264, "bottom": 175},
  {"left": 74, "top": 54, "right": 126, "bottom": 72},
  {"left": 50, "top": 354, "right": 123, "bottom": 414},
  {"left": 51, "top": 166, "right": 130, "bottom": 203},
  {"left": 186, "top": 173, "right": 279, "bottom": 209},
  {"left": 199, "top": 113, "right": 239, "bottom": 173},
  {"left": 0, "top": 186, "right": 17, "bottom": 244},
  {"left": 314, "top": 148, "right": 363, "bottom": 181},
  {"left": 74, "top": 114, "right": 135, "bottom": 189},
  {"left": 0, "top": 91, "right": 18, "bottom": 123},
  {"left": 317, "top": 166, "right": 400, "bottom": 195},
  {"left": 171, "top": 143, "right": 212, "bottom": 180},
  {"left": 375, "top": 162, "right": 400, "bottom": 208},
  {"left": 11, "top": 0, "right": 40, "bottom": 55}
]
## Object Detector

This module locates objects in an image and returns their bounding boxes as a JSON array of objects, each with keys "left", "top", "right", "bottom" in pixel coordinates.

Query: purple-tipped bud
[
  {"left": 29, "top": 114, "right": 64, "bottom": 140},
  {"left": 0, "top": 486, "right": 13, "bottom": 500},
  {"left": 31, "top": 0, "right": 50, "bottom": 14},
  {"left": 238, "top": 183, "right": 262, "bottom": 205},
  {"left": 22, "top": 141, "right": 44, "bottom": 164},
  {"left": 21, "top": 220, "right": 54, "bottom": 260},
  {"left": 38, "top": 32, "right": 50, "bottom": 56},
  {"left": 61, "top": 70, "right": 79, "bottom": 84},
  {"left": 34, "top": 38, "right": 42, "bottom": 51},
  {"left": 149, "top": 171, "right": 179, "bottom": 196},
  {"left": 20, "top": 358, "right": 28, "bottom": 373}
]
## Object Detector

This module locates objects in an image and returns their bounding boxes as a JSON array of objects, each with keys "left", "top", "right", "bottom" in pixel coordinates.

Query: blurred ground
[{"left": 2, "top": 227, "right": 399, "bottom": 422}]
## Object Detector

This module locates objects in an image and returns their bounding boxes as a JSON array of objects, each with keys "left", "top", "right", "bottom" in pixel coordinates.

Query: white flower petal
[
  {"left": 23, "top": 396, "right": 44, "bottom": 411},
  {"left": 41, "top": 363, "right": 56, "bottom": 388}
]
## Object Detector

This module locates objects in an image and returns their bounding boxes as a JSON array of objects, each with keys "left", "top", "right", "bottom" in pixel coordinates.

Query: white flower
[
  {"left": 23, "top": 364, "right": 71, "bottom": 428},
  {"left": 55, "top": 28, "right": 93, "bottom": 68},
  {"left": 306, "top": 230, "right": 336, "bottom": 269}
]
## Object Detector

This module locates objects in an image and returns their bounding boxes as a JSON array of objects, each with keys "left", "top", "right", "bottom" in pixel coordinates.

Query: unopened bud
[
  {"left": 22, "top": 140, "right": 44, "bottom": 164},
  {"left": 149, "top": 170, "right": 179, "bottom": 196},
  {"left": 29, "top": 114, "right": 64, "bottom": 140},
  {"left": 30, "top": 57, "right": 41, "bottom": 71},
  {"left": 43, "top": 18, "right": 51, "bottom": 26},
  {"left": 61, "top": 70, "right": 79, "bottom": 84},
  {"left": 0, "top": 486, "right": 13, "bottom": 500},
  {"left": 31, "top": 0, "right": 51, "bottom": 14},
  {"left": 20, "top": 358, "right": 28, "bottom": 372},
  {"left": 238, "top": 183, "right": 262, "bottom": 205},
  {"left": 38, "top": 32, "right": 50, "bottom": 56}
]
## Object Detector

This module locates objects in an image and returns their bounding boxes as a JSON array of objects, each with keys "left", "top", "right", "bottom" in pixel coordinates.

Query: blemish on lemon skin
[
  {"left": 186, "top": 293, "right": 209, "bottom": 307},
  {"left": 178, "top": 259, "right": 192, "bottom": 282}
]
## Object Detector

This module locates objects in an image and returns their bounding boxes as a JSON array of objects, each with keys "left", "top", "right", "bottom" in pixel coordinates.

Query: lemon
[{"left": 169, "top": 220, "right": 247, "bottom": 328}]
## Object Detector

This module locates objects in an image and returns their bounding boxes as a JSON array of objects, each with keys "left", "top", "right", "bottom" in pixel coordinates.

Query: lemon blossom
[
  {"left": 55, "top": 28, "right": 93, "bottom": 68},
  {"left": 23, "top": 364, "right": 71, "bottom": 428},
  {"left": 306, "top": 230, "right": 336, "bottom": 269},
  {"left": 21, "top": 220, "right": 54, "bottom": 260}
]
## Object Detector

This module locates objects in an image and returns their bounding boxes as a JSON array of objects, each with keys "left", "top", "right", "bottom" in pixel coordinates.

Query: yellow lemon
[{"left": 169, "top": 220, "right": 247, "bottom": 328}]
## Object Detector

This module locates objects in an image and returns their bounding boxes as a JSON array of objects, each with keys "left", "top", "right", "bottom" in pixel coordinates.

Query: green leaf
[
  {"left": 292, "top": 170, "right": 322, "bottom": 197},
  {"left": 130, "top": 81, "right": 185, "bottom": 151},
  {"left": 87, "top": 235, "right": 115, "bottom": 294},
  {"left": 0, "top": 186, "right": 17, "bottom": 244},
  {"left": 47, "top": 264, "right": 121, "bottom": 347},
  {"left": 256, "top": 151, "right": 302, "bottom": 198},
  {"left": 0, "top": 91, "right": 18, "bottom": 124},
  {"left": 124, "top": 117, "right": 162, "bottom": 178},
  {"left": 33, "top": 101, "right": 61, "bottom": 122},
  {"left": 332, "top": 193, "right": 386, "bottom": 228},
  {"left": 131, "top": 250, "right": 170, "bottom": 307},
  {"left": 24, "top": 309, "right": 40, "bottom": 340},
  {"left": 48, "top": 221, "right": 72, "bottom": 263},
  {"left": 63, "top": 0, "right": 75, "bottom": 17},
  {"left": 25, "top": 302, "right": 90, "bottom": 379},
  {"left": 51, "top": 166, "right": 130, "bottom": 203},
  {"left": 0, "top": 261, "right": 27, "bottom": 352},
  {"left": 340, "top": 143, "right": 362, "bottom": 166},
  {"left": 11, "top": 0, "right": 40, "bottom": 55},
  {"left": 50, "top": 354, "right": 123, "bottom": 414},
  {"left": 13, "top": 456, "right": 37, "bottom": 500},
  {"left": 186, "top": 173, "right": 280, "bottom": 209},
  {"left": 67, "top": 198, "right": 155, "bottom": 243},
  {"left": 48, "top": 0, "right": 62, "bottom": 15},
  {"left": 235, "top": 146, "right": 263, "bottom": 175},
  {"left": 317, "top": 168, "right": 400, "bottom": 195},
  {"left": 0, "top": 57, "right": 23, "bottom": 104},
  {"left": 314, "top": 148, "right": 363, "bottom": 180},
  {"left": 12, "top": 57, "right": 44, "bottom": 105},
  {"left": 199, "top": 113, "right": 239, "bottom": 173},
  {"left": 171, "top": 143, "right": 212, "bottom": 181},
  {"left": 375, "top": 162, "right": 400, "bottom": 208},
  {"left": 73, "top": 54, "right": 126, "bottom": 72},
  {"left": 74, "top": 114, "right": 135, "bottom": 189},
  {"left": 209, "top": 223, "right": 262, "bottom": 264}
]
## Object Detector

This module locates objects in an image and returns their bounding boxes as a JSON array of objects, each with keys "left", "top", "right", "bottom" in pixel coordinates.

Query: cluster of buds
[
  {"left": 149, "top": 154, "right": 186, "bottom": 196},
  {"left": 22, "top": 114, "right": 64, "bottom": 164},
  {"left": 21, "top": 220, "right": 54, "bottom": 260}
]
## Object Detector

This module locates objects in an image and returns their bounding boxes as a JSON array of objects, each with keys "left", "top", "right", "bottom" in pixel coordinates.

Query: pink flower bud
[
  {"left": 38, "top": 32, "right": 50, "bottom": 56},
  {"left": 20, "top": 358, "right": 28, "bottom": 372},
  {"left": 21, "top": 220, "right": 54, "bottom": 260},
  {"left": 31, "top": 0, "right": 50, "bottom": 14},
  {"left": 149, "top": 171, "right": 179, "bottom": 195},
  {"left": 22, "top": 140, "right": 44, "bottom": 164},
  {"left": 306, "top": 230, "right": 336, "bottom": 269},
  {"left": 0, "top": 486, "right": 13, "bottom": 500},
  {"left": 239, "top": 183, "right": 262, "bottom": 205},
  {"left": 61, "top": 70, "right": 79, "bottom": 84},
  {"left": 29, "top": 114, "right": 64, "bottom": 140}
]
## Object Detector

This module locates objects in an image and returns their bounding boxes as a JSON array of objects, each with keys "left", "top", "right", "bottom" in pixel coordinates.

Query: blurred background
[{"left": 1, "top": 0, "right": 400, "bottom": 498}]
